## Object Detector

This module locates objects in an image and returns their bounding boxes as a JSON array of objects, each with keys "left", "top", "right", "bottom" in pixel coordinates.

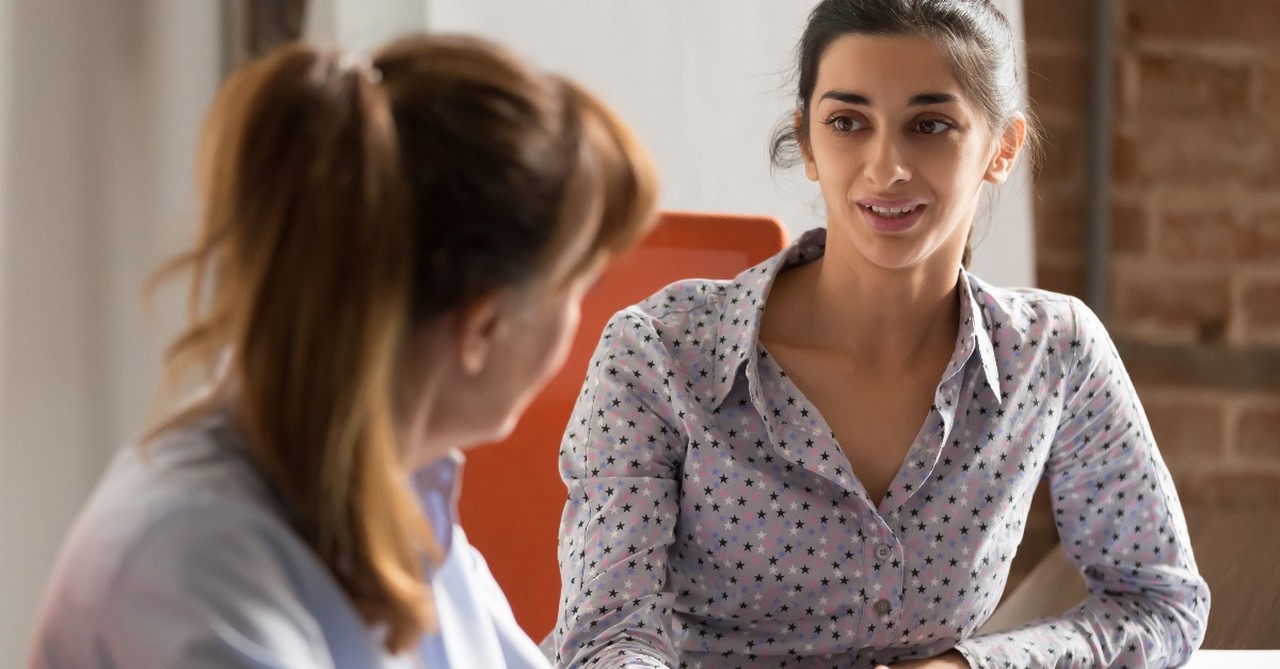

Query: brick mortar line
[
  {"left": 1125, "top": 41, "right": 1270, "bottom": 63},
  {"left": 1222, "top": 399, "right": 1242, "bottom": 461},
  {"left": 1111, "top": 257, "right": 1280, "bottom": 280},
  {"left": 1136, "top": 385, "right": 1280, "bottom": 404},
  {"left": 1111, "top": 185, "right": 1280, "bottom": 207},
  {"left": 1243, "top": 334, "right": 1280, "bottom": 348},
  {"left": 1112, "top": 119, "right": 1276, "bottom": 136},
  {"left": 1114, "top": 259, "right": 1280, "bottom": 275},
  {"left": 1180, "top": 461, "right": 1280, "bottom": 476},
  {"left": 1229, "top": 276, "right": 1249, "bottom": 345}
]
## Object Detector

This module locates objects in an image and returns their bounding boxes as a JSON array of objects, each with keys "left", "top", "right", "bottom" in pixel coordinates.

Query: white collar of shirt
[{"left": 410, "top": 449, "right": 464, "bottom": 559}]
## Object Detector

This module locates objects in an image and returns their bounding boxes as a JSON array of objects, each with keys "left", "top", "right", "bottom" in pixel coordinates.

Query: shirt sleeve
[
  {"left": 98, "top": 502, "right": 337, "bottom": 669},
  {"left": 956, "top": 298, "right": 1210, "bottom": 668},
  {"left": 554, "top": 309, "right": 685, "bottom": 669}
]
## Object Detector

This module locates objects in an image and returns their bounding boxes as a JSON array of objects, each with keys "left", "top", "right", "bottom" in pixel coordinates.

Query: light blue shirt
[{"left": 30, "top": 410, "right": 551, "bottom": 669}]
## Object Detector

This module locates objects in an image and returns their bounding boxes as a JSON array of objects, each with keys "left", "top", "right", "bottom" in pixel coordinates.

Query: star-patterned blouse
[{"left": 553, "top": 228, "right": 1209, "bottom": 669}]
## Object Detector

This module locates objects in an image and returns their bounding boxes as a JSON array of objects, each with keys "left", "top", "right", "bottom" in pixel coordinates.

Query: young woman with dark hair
[{"left": 554, "top": 2, "right": 1208, "bottom": 667}]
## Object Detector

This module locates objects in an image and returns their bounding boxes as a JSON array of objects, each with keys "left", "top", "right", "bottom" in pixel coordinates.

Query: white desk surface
[{"left": 1185, "top": 650, "right": 1280, "bottom": 667}]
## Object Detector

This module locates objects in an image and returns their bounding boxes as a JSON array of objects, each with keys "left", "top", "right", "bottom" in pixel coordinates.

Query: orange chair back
[{"left": 457, "top": 211, "right": 788, "bottom": 638}]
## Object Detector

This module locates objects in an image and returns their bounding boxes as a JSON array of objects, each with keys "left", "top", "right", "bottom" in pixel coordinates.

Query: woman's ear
[
  {"left": 796, "top": 110, "right": 819, "bottom": 182},
  {"left": 454, "top": 291, "right": 510, "bottom": 376},
  {"left": 984, "top": 113, "right": 1027, "bottom": 185}
]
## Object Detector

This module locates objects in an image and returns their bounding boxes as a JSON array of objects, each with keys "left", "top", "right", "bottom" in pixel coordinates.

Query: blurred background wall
[
  {"left": 0, "top": 0, "right": 219, "bottom": 657},
  {"left": 1007, "top": 0, "right": 1280, "bottom": 580},
  {"left": 0, "top": 0, "right": 1276, "bottom": 662},
  {"left": 1026, "top": 0, "right": 1280, "bottom": 500}
]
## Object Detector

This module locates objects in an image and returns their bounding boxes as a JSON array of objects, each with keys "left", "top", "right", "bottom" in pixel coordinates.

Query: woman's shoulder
[
  {"left": 593, "top": 277, "right": 739, "bottom": 359},
  {"left": 37, "top": 413, "right": 317, "bottom": 624},
  {"left": 966, "top": 274, "right": 1107, "bottom": 345},
  {"left": 31, "top": 411, "right": 368, "bottom": 665},
  {"left": 627, "top": 276, "right": 738, "bottom": 322},
  {"left": 597, "top": 225, "right": 799, "bottom": 344},
  {"left": 102, "top": 412, "right": 291, "bottom": 544},
  {"left": 607, "top": 248, "right": 784, "bottom": 340}
]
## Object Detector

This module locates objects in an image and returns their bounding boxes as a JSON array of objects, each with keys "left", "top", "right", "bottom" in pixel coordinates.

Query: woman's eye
[
  {"left": 823, "top": 114, "right": 861, "bottom": 133},
  {"left": 916, "top": 119, "right": 951, "bottom": 135}
]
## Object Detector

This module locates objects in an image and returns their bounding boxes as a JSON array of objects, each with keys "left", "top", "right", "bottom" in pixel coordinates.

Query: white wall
[
  {"left": 424, "top": 0, "right": 1035, "bottom": 287},
  {"left": 307, "top": 0, "right": 427, "bottom": 53},
  {"left": 0, "top": 0, "right": 218, "bottom": 658}
]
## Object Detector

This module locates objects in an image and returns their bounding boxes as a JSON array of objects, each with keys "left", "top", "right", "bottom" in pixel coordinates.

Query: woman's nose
[{"left": 864, "top": 133, "right": 911, "bottom": 188}]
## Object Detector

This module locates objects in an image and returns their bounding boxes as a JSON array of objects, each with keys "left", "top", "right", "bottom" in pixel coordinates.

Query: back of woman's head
[
  {"left": 377, "top": 36, "right": 652, "bottom": 321},
  {"left": 156, "top": 34, "right": 656, "bottom": 652}
]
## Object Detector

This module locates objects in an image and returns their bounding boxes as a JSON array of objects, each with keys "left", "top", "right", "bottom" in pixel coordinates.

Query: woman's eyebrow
[
  {"left": 817, "top": 90, "right": 958, "bottom": 107},
  {"left": 818, "top": 90, "right": 870, "bottom": 105},
  {"left": 908, "top": 92, "right": 958, "bottom": 106}
]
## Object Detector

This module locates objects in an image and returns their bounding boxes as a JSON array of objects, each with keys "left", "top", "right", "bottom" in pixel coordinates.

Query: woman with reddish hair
[{"left": 31, "top": 33, "right": 657, "bottom": 668}]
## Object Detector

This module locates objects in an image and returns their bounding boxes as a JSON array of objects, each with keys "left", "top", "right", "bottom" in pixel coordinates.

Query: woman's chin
[
  {"left": 857, "top": 245, "right": 932, "bottom": 272},
  {"left": 405, "top": 413, "right": 519, "bottom": 467},
  {"left": 470, "top": 412, "right": 523, "bottom": 450}
]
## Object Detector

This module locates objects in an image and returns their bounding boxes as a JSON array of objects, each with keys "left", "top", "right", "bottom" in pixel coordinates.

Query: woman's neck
[
  {"left": 395, "top": 324, "right": 455, "bottom": 470},
  {"left": 765, "top": 235, "right": 963, "bottom": 372}
]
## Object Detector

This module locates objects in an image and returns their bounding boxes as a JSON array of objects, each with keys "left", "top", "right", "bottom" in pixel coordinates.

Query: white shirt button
[{"left": 875, "top": 544, "right": 892, "bottom": 560}]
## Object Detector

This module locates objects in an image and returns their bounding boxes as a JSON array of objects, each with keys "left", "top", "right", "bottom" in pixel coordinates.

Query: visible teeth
[{"left": 869, "top": 204, "right": 916, "bottom": 217}]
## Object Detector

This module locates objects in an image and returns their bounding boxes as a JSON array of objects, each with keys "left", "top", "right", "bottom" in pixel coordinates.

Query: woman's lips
[{"left": 857, "top": 200, "right": 926, "bottom": 233}]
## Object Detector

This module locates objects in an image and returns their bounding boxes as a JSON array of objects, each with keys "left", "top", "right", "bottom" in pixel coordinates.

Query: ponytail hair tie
[{"left": 339, "top": 51, "right": 382, "bottom": 84}]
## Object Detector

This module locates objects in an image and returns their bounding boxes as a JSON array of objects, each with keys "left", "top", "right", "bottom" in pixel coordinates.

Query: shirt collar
[
  {"left": 956, "top": 268, "right": 1004, "bottom": 404},
  {"left": 709, "top": 227, "right": 1003, "bottom": 408},
  {"left": 709, "top": 227, "right": 828, "bottom": 409},
  {"left": 410, "top": 449, "right": 464, "bottom": 558}
]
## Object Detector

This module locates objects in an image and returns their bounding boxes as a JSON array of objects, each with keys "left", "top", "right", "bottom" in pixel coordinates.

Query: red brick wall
[{"left": 1025, "top": 0, "right": 1280, "bottom": 508}]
